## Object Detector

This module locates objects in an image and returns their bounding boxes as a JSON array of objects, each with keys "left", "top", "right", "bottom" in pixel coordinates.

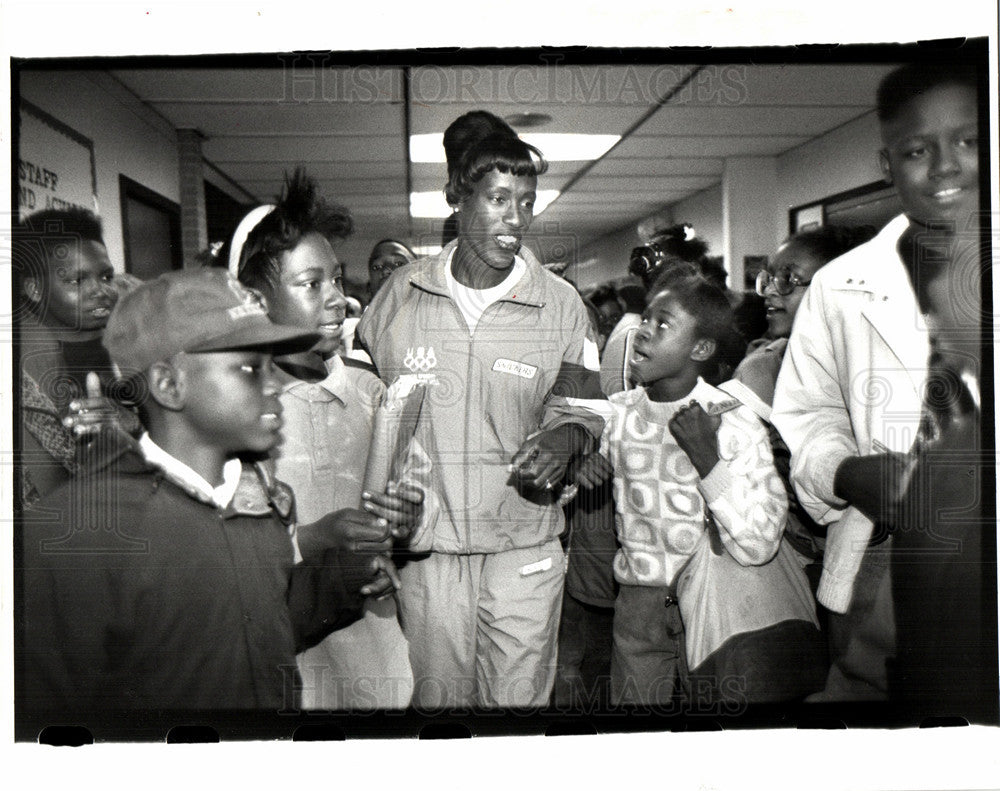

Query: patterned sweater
[{"left": 604, "top": 379, "right": 787, "bottom": 588}]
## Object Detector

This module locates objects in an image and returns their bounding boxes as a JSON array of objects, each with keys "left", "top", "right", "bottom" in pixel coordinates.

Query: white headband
[{"left": 227, "top": 204, "right": 277, "bottom": 277}]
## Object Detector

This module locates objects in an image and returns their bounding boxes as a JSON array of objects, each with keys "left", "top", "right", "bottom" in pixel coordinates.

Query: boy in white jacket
[{"left": 771, "top": 61, "right": 980, "bottom": 699}]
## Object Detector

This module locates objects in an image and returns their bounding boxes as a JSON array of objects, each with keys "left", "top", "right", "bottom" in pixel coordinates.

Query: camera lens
[{"left": 629, "top": 246, "right": 658, "bottom": 277}]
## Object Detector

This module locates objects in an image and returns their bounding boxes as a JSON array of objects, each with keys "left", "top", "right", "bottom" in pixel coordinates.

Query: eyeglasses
[{"left": 755, "top": 268, "right": 812, "bottom": 297}]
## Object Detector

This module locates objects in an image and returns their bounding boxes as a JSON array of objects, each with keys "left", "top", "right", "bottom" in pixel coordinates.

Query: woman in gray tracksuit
[{"left": 357, "top": 113, "right": 607, "bottom": 708}]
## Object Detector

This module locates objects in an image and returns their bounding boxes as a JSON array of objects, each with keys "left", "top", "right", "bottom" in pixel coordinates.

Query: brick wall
[{"left": 177, "top": 128, "right": 208, "bottom": 267}]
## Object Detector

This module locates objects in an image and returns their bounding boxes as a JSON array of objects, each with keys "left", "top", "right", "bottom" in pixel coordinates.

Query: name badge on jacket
[{"left": 493, "top": 358, "right": 537, "bottom": 380}]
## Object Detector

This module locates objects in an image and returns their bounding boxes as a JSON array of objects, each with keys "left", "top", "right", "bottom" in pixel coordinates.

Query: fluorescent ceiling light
[
  {"left": 410, "top": 190, "right": 560, "bottom": 219},
  {"left": 409, "top": 192, "right": 453, "bottom": 219},
  {"left": 409, "top": 133, "right": 620, "bottom": 163},
  {"left": 532, "top": 190, "right": 560, "bottom": 214}
]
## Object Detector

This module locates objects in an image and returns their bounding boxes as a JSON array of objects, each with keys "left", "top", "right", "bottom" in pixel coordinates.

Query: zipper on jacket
[
  {"left": 464, "top": 324, "right": 476, "bottom": 548},
  {"left": 414, "top": 284, "right": 477, "bottom": 550},
  {"left": 463, "top": 298, "right": 517, "bottom": 548}
]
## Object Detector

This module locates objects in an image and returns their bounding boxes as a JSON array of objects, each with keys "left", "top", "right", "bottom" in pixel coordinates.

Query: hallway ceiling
[{"left": 109, "top": 59, "right": 896, "bottom": 268}]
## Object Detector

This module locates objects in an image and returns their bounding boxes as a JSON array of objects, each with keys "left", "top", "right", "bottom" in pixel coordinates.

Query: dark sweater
[{"left": 19, "top": 448, "right": 368, "bottom": 712}]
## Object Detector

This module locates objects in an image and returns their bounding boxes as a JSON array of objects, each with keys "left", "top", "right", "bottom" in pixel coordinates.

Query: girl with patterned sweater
[{"left": 575, "top": 272, "right": 787, "bottom": 705}]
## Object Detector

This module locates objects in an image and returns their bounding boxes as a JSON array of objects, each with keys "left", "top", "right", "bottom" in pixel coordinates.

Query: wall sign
[{"left": 17, "top": 100, "right": 99, "bottom": 220}]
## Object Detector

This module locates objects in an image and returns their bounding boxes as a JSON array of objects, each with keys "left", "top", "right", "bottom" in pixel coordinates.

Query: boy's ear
[
  {"left": 690, "top": 338, "right": 717, "bottom": 363},
  {"left": 147, "top": 359, "right": 186, "bottom": 411},
  {"left": 22, "top": 276, "right": 42, "bottom": 305},
  {"left": 878, "top": 149, "right": 893, "bottom": 183}
]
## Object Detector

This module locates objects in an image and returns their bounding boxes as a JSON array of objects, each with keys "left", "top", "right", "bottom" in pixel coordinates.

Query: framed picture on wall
[
  {"left": 791, "top": 203, "right": 824, "bottom": 233},
  {"left": 789, "top": 180, "right": 903, "bottom": 236},
  {"left": 119, "top": 175, "right": 183, "bottom": 279},
  {"left": 17, "top": 100, "right": 99, "bottom": 219}
]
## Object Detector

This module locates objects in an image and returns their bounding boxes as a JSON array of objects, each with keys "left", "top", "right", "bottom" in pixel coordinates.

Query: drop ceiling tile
[
  {"left": 408, "top": 65, "right": 696, "bottom": 108},
  {"left": 149, "top": 102, "right": 405, "bottom": 137},
  {"left": 565, "top": 175, "right": 717, "bottom": 194},
  {"left": 203, "top": 134, "right": 402, "bottom": 162},
  {"left": 237, "top": 176, "right": 406, "bottom": 196},
  {"left": 636, "top": 104, "right": 868, "bottom": 137},
  {"left": 218, "top": 160, "right": 406, "bottom": 180},
  {"left": 615, "top": 134, "right": 809, "bottom": 158},
  {"left": 676, "top": 64, "right": 898, "bottom": 107},
  {"left": 409, "top": 101, "right": 657, "bottom": 135},
  {"left": 112, "top": 67, "right": 404, "bottom": 103},
  {"left": 587, "top": 157, "right": 725, "bottom": 177}
]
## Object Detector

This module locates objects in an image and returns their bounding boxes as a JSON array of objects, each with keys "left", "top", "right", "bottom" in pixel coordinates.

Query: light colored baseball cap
[{"left": 103, "top": 268, "right": 320, "bottom": 374}]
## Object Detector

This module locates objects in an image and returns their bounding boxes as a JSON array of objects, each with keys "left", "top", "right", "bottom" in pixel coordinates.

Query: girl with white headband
[{"left": 228, "top": 169, "right": 425, "bottom": 710}]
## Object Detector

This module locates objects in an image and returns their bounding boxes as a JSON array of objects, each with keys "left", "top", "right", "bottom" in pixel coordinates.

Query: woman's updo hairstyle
[
  {"left": 443, "top": 111, "right": 515, "bottom": 176},
  {"left": 443, "top": 111, "right": 548, "bottom": 207}
]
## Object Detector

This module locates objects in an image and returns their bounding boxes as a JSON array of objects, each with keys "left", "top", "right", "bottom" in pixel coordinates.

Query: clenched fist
[{"left": 668, "top": 401, "right": 721, "bottom": 479}]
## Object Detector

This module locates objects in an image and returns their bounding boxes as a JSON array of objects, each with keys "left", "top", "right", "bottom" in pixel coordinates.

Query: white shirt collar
[
  {"left": 443, "top": 245, "right": 526, "bottom": 297},
  {"left": 138, "top": 432, "right": 243, "bottom": 509},
  {"left": 443, "top": 246, "right": 527, "bottom": 335}
]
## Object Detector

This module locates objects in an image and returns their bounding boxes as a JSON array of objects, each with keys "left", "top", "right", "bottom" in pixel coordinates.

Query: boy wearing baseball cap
[{"left": 20, "top": 268, "right": 395, "bottom": 714}]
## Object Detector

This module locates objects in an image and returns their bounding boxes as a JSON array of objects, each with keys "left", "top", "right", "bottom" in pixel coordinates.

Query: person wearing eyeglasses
[{"left": 719, "top": 226, "right": 875, "bottom": 571}]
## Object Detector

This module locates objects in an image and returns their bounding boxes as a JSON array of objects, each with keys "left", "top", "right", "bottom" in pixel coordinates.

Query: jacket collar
[
  {"left": 113, "top": 443, "right": 291, "bottom": 521},
  {"left": 406, "top": 239, "right": 550, "bottom": 308},
  {"left": 139, "top": 432, "right": 242, "bottom": 509},
  {"left": 825, "top": 214, "right": 911, "bottom": 292},
  {"left": 843, "top": 215, "right": 930, "bottom": 389}
]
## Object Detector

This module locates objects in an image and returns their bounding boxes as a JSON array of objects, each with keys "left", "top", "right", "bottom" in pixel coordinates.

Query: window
[{"left": 119, "top": 175, "right": 182, "bottom": 279}]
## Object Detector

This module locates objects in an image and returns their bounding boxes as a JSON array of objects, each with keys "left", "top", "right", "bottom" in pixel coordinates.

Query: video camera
[
  {"left": 628, "top": 241, "right": 673, "bottom": 279},
  {"left": 628, "top": 223, "right": 699, "bottom": 279}
]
